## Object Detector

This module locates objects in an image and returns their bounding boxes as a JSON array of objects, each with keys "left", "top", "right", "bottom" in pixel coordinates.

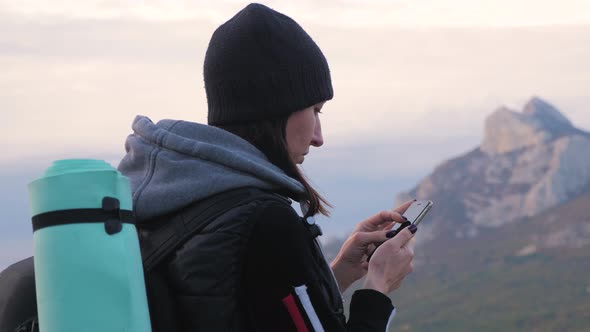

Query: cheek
[
  {"left": 296, "top": 122, "right": 315, "bottom": 146},
  {"left": 285, "top": 125, "right": 301, "bottom": 154},
  {"left": 285, "top": 110, "right": 316, "bottom": 153},
  {"left": 289, "top": 130, "right": 306, "bottom": 151}
]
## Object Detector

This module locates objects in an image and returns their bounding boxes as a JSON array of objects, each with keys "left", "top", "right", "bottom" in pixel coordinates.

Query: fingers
[
  {"left": 351, "top": 231, "right": 388, "bottom": 247},
  {"left": 388, "top": 211, "right": 407, "bottom": 225},
  {"left": 389, "top": 227, "right": 415, "bottom": 249},
  {"left": 361, "top": 210, "right": 394, "bottom": 229},
  {"left": 405, "top": 237, "right": 417, "bottom": 253},
  {"left": 356, "top": 210, "right": 407, "bottom": 232},
  {"left": 363, "top": 228, "right": 416, "bottom": 293},
  {"left": 393, "top": 199, "right": 415, "bottom": 215},
  {"left": 361, "top": 261, "right": 369, "bottom": 271}
]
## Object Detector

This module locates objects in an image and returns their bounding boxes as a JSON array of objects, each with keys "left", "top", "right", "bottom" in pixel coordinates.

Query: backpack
[
  {"left": 0, "top": 187, "right": 285, "bottom": 332},
  {"left": 0, "top": 257, "right": 38, "bottom": 332}
]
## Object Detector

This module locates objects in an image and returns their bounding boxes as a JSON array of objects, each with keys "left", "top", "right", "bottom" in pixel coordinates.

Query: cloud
[
  {"left": 1, "top": 8, "right": 590, "bottom": 165},
  {"left": 0, "top": 10, "right": 213, "bottom": 61}
]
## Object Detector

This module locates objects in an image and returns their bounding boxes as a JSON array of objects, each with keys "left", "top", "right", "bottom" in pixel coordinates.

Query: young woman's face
[{"left": 285, "top": 102, "right": 325, "bottom": 164}]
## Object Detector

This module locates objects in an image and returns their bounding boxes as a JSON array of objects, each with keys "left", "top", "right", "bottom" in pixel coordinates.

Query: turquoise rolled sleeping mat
[{"left": 28, "top": 159, "right": 151, "bottom": 332}]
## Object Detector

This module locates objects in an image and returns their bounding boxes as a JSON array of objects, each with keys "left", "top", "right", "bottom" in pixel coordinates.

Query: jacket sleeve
[{"left": 242, "top": 201, "right": 395, "bottom": 332}]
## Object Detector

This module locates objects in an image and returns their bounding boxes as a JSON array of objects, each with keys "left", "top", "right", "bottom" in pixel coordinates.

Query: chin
[
  {"left": 290, "top": 153, "right": 307, "bottom": 165},
  {"left": 297, "top": 155, "right": 306, "bottom": 164}
]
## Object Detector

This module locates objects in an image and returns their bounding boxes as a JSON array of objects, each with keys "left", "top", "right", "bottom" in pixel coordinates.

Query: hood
[{"left": 118, "top": 115, "right": 305, "bottom": 222}]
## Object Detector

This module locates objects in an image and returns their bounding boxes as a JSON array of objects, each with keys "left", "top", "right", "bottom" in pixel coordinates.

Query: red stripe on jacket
[{"left": 282, "top": 294, "right": 310, "bottom": 332}]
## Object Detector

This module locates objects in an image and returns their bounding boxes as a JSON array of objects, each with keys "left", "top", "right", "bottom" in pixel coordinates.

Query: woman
[{"left": 118, "top": 3, "right": 417, "bottom": 331}]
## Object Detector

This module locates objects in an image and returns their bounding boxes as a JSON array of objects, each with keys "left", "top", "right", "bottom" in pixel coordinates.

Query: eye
[{"left": 314, "top": 108, "right": 323, "bottom": 114}]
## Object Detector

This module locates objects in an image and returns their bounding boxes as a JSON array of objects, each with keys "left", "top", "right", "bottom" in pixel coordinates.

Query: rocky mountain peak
[
  {"left": 523, "top": 96, "right": 572, "bottom": 127},
  {"left": 397, "top": 97, "right": 590, "bottom": 234},
  {"left": 481, "top": 97, "right": 574, "bottom": 155}
]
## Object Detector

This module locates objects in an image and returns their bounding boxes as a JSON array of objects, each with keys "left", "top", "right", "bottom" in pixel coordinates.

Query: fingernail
[
  {"left": 409, "top": 224, "right": 418, "bottom": 234},
  {"left": 386, "top": 230, "right": 397, "bottom": 238}
]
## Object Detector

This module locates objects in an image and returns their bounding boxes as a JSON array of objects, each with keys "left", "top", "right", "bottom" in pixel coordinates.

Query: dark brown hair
[{"left": 216, "top": 117, "right": 331, "bottom": 217}]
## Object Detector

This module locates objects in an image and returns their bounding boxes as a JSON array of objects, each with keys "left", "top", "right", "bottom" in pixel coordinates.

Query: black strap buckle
[
  {"left": 103, "top": 197, "right": 123, "bottom": 235},
  {"left": 303, "top": 216, "right": 323, "bottom": 238}
]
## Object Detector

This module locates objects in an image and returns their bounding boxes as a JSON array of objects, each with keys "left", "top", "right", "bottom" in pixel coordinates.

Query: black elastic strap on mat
[{"left": 31, "top": 197, "right": 134, "bottom": 233}]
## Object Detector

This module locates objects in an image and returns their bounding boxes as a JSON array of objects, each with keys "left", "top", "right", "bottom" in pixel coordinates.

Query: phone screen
[{"left": 402, "top": 200, "right": 433, "bottom": 226}]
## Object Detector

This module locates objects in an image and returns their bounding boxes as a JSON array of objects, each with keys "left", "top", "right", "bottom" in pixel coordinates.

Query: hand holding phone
[{"left": 366, "top": 200, "right": 433, "bottom": 262}]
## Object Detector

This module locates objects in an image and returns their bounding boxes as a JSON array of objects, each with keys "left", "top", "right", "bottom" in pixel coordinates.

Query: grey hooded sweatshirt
[{"left": 117, "top": 115, "right": 305, "bottom": 222}]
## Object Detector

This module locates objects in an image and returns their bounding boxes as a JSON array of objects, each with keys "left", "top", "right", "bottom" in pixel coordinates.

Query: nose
[{"left": 310, "top": 116, "right": 324, "bottom": 147}]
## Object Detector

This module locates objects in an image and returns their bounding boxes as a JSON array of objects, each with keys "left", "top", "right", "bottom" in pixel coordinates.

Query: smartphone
[{"left": 402, "top": 200, "right": 434, "bottom": 226}]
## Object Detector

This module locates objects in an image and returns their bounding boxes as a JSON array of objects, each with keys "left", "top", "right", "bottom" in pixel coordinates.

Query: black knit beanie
[{"left": 204, "top": 3, "right": 333, "bottom": 125}]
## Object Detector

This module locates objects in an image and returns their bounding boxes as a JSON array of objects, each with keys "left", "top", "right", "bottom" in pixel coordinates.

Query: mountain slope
[{"left": 388, "top": 191, "right": 590, "bottom": 332}]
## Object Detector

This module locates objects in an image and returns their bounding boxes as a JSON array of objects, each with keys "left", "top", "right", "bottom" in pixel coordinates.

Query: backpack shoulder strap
[{"left": 139, "top": 187, "right": 291, "bottom": 272}]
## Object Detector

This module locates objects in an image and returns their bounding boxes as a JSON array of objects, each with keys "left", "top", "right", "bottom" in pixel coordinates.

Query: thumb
[{"left": 390, "top": 227, "right": 415, "bottom": 248}]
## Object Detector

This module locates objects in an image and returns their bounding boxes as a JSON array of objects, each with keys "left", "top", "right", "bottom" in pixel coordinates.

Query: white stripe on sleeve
[
  {"left": 385, "top": 307, "right": 396, "bottom": 331},
  {"left": 294, "top": 285, "right": 325, "bottom": 332}
]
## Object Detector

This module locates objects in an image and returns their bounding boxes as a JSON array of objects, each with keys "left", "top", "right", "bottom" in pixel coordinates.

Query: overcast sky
[
  {"left": 2, "top": 0, "right": 589, "bottom": 163},
  {"left": 1, "top": 1, "right": 590, "bottom": 268}
]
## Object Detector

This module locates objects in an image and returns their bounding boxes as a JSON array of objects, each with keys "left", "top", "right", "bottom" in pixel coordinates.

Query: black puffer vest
[{"left": 139, "top": 188, "right": 344, "bottom": 331}]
